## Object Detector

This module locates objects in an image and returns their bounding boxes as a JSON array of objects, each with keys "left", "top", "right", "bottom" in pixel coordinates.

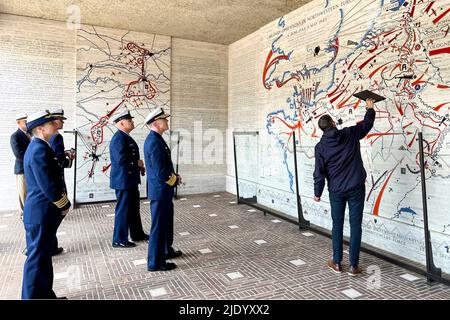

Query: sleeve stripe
[
  {"left": 54, "top": 198, "right": 68, "bottom": 207},
  {"left": 54, "top": 198, "right": 69, "bottom": 209},
  {"left": 54, "top": 194, "right": 69, "bottom": 208},
  {"left": 54, "top": 199, "right": 65, "bottom": 206},
  {"left": 165, "top": 173, "right": 177, "bottom": 187},
  {"left": 54, "top": 195, "right": 67, "bottom": 206},
  {"left": 58, "top": 199, "right": 69, "bottom": 208}
]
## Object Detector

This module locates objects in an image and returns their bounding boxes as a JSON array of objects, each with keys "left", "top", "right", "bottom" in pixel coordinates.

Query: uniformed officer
[
  {"left": 49, "top": 108, "right": 75, "bottom": 256},
  {"left": 10, "top": 113, "right": 31, "bottom": 220},
  {"left": 49, "top": 109, "right": 75, "bottom": 171},
  {"left": 22, "top": 110, "right": 71, "bottom": 299},
  {"left": 144, "top": 107, "right": 182, "bottom": 272},
  {"left": 109, "top": 110, "right": 148, "bottom": 248}
]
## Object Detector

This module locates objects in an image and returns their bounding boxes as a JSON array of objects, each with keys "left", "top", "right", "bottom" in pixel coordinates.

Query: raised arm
[{"left": 349, "top": 99, "right": 376, "bottom": 140}]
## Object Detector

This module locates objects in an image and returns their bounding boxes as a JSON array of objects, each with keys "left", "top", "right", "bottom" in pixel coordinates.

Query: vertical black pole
[
  {"left": 233, "top": 133, "right": 240, "bottom": 203},
  {"left": 174, "top": 132, "right": 180, "bottom": 199},
  {"left": 292, "top": 131, "right": 310, "bottom": 229},
  {"left": 418, "top": 131, "right": 441, "bottom": 284},
  {"left": 70, "top": 130, "right": 78, "bottom": 209}
]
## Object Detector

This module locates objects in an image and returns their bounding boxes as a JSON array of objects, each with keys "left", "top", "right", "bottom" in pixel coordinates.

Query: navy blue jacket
[
  {"left": 50, "top": 133, "right": 73, "bottom": 170},
  {"left": 144, "top": 130, "right": 177, "bottom": 200},
  {"left": 10, "top": 129, "right": 30, "bottom": 174},
  {"left": 109, "top": 129, "right": 141, "bottom": 190},
  {"left": 23, "top": 138, "right": 71, "bottom": 225},
  {"left": 314, "top": 108, "right": 376, "bottom": 196},
  {"left": 50, "top": 133, "right": 71, "bottom": 191}
]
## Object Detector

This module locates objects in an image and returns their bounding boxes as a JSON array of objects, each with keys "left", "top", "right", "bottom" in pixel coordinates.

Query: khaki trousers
[{"left": 16, "top": 174, "right": 27, "bottom": 219}]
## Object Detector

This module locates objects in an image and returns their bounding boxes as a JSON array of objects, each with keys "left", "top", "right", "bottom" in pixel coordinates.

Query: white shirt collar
[{"left": 19, "top": 128, "right": 31, "bottom": 139}]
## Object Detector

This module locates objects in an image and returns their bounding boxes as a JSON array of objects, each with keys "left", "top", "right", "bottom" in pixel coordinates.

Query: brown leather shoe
[
  {"left": 348, "top": 265, "right": 363, "bottom": 276},
  {"left": 327, "top": 258, "right": 342, "bottom": 273}
]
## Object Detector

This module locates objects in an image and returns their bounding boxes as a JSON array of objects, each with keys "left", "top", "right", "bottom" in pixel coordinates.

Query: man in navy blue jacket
[
  {"left": 22, "top": 110, "right": 71, "bottom": 299},
  {"left": 109, "top": 110, "right": 148, "bottom": 248},
  {"left": 50, "top": 109, "right": 75, "bottom": 174},
  {"left": 10, "top": 113, "right": 31, "bottom": 219},
  {"left": 313, "top": 99, "right": 375, "bottom": 276},
  {"left": 49, "top": 108, "right": 75, "bottom": 256},
  {"left": 144, "top": 107, "right": 182, "bottom": 272}
]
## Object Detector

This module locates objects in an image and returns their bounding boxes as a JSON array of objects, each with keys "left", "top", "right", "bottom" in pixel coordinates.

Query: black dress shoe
[
  {"left": 57, "top": 296, "right": 68, "bottom": 299},
  {"left": 165, "top": 250, "right": 182, "bottom": 259},
  {"left": 52, "top": 247, "right": 64, "bottom": 256},
  {"left": 131, "top": 233, "right": 149, "bottom": 242},
  {"left": 112, "top": 241, "right": 136, "bottom": 248},
  {"left": 147, "top": 262, "right": 177, "bottom": 272}
]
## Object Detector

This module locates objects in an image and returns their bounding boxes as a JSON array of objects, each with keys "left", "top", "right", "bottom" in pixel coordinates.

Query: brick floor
[{"left": 0, "top": 192, "right": 449, "bottom": 300}]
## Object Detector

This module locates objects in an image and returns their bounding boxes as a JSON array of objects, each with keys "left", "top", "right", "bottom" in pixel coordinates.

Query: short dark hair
[{"left": 318, "top": 115, "right": 334, "bottom": 131}]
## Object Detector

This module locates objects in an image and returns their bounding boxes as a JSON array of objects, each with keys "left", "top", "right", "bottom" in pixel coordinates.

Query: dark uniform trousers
[
  {"left": 165, "top": 201, "right": 174, "bottom": 255},
  {"left": 22, "top": 138, "right": 71, "bottom": 299},
  {"left": 109, "top": 129, "right": 146, "bottom": 244},
  {"left": 114, "top": 187, "right": 145, "bottom": 242},
  {"left": 148, "top": 200, "right": 175, "bottom": 262},
  {"left": 50, "top": 133, "right": 72, "bottom": 253},
  {"left": 22, "top": 222, "right": 58, "bottom": 299},
  {"left": 144, "top": 130, "right": 178, "bottom": 269}
]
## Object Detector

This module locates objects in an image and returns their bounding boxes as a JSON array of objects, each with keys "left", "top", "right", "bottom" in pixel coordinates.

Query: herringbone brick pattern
[{"left": 0, "top": 193, "right": 449, "bottom": 299}]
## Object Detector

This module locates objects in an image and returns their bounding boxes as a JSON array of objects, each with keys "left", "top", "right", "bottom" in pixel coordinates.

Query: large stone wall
[
  {"left": 227, "top": 0, "right": 450, "bottom": 273},
  {"left": 0, "top": 13, "right": 228, "bottom": 209}
]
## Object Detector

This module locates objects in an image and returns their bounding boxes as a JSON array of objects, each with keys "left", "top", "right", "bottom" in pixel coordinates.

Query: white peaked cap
[{"left": 145, "top": 107, "right": 170, "bottom": 125}]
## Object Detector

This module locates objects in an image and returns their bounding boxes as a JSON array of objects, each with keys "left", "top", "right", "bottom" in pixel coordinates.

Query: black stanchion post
[
  {"left": 418, "top": 130, "right": 442, "bottom": 284},
  {"left": 173, "top": 131, "right": 180, "bottom": 199},
  {"left": 292, "top": 130, "right": 310, "bottom": 229},
  {"left": 233, "top": 132, "right": 240, "bottom": 203},
  {"left": 233, "top": 131, "right": 259, "bottom": 204}
]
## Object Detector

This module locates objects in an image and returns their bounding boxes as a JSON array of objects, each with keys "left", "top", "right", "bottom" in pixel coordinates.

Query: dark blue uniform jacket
[
  {"left": 10, "top": 129, "right": 30, "bottom": 174},
  {"left": 23, "top": 138, "right": 71, "bottom": 225},
  {"left": 144, "top": 130, "right": 177, "bottom": 200},
  {"left": 109, "top": 129, "right": 141, "bottom": 190},
  {"left": 314, "top": 108, "right": 375, "bottom": 196},
  {"left": 50, "top": 133, "right": 72, "bottom": 170}
]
